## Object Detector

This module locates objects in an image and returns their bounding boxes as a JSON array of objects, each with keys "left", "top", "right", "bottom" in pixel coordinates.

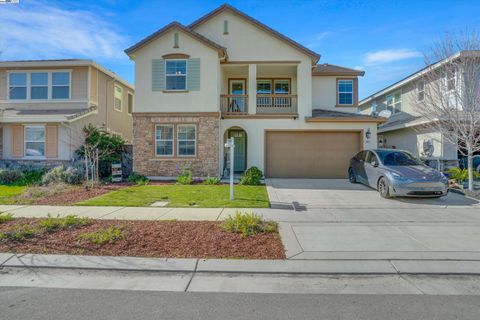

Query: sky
[{"left": 1, "top": 0, "right": 479, "bottom": 99}]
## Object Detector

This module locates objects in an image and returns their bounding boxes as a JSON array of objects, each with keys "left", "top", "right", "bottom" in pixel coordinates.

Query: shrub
[
  {"left": 0, "top": 213, "right": 14, "bottom": 224},
  {"left": 38, "top": 214, "right": 90, "bottom": 232},
  {"left": 42, "top": 166, "right": 64, "bottom": 185},
  {"left": 176, "top": 167, "right": 193, "bottom": 185},
  {"left": 203, "top": 176, "right": 221, "bottom": 185},
  {"left": 221, "top": 211, "right": 278, "bottom": 237},
  {"left": 0, "top": 169, "right": 23, "bottom": 185},
  {"left": 17, "top": 169, "right": 45, "bottom": 186},
  {"left": 78, "top": 227, "right": 126, "bottom": 245},
  {"left": 127, "top": 172, "right": 149, "bottom": 185},
  {"left": 42, "top": 165, "right": 84, "bottom": 185},
  {"left": 448, "top": 167, "right": 479, "bottom": 183},
  {"left": 239, "top": 167, "right": 263, "bottom": 186},
  {"left": 0, "top": 225, "right": 35, "bottom": 242}
]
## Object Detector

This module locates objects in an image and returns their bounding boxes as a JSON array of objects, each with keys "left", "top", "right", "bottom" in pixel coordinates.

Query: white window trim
[
  {"left": 177, "top": 124, "right": 196, "bottom": 157},
  {"left": 386, "top": 90, "right": 402, "bottom": 113},
  {"left": 337, "top": 79, "right": 354, "bottom": 105},
  {"left": 24, "top": 125, "right": 46, "bottom": 159},
  {"left": 8, "top": 72, "right": 28, "bottom": 100},
  {"left": 417, "top": 80, "right": 425, "bottom": 102},
  {"left": 165, "top": 59, "right": 187, "bottom": 91},
  {"left": 30, "top": 72, "right": 49, "bottom": 100},
  {"left": 114, "top": 84, "right": 123, "bottom": 112},
  {"left": 256, "top": 79, "right": 272, "bottom": 94},
  {"left": 7, "top": 70, "right": 72, "bottom": 101},
  {"left": 273, "top": 79, "right": 290, "bottom": 94},
  {"left": 127, "top": 91, "right": 134, "bottom": 115},
  {"left": 155, "top": 124, "right": 174, "bottom": 157},
  {"left": 446, "top": 68, "right": 456, "bottom": 92}
]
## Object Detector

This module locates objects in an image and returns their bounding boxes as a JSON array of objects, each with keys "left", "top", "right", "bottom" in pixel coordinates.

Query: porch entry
[
  {"left": 228, "top": 79, "right": 246, "bottom": 113},
  {"left": 227, "top": 129, "right": 247, "bottom": 173}
]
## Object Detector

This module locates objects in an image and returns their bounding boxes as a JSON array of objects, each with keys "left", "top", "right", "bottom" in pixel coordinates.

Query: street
[{"left": 1, "top": 286, "right": 480, "bottom": 320}]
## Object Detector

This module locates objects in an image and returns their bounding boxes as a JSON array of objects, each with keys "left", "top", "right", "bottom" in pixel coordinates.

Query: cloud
[
  {"left": 306, "top": 31, "right": 332, "bottom": 48},
  {"left": 364, "top": 48, "right": 422, "bottom": 65},
  {"left": 0, "top": 1, "right": 128, "bottom": 61}
]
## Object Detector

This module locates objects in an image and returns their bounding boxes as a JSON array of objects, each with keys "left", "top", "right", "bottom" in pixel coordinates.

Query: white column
[{"left": 248, "top": 64, "right": 257, "bottom": 114}]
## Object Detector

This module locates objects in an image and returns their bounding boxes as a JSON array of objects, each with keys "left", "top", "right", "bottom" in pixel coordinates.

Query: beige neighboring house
[
  {"left": 126, "top": 4, "right": 384, "bottom": 179},
  {"left": 358, "top": 56, "right": 460, "bottom": 169},
  {"left": 0, "top": 59, "right": 134, "bottom": 167}
]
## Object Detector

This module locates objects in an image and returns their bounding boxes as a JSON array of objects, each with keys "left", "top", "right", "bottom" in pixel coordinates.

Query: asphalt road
[{"left": 1, "top": 286, "right": 480, "bottom": 320}]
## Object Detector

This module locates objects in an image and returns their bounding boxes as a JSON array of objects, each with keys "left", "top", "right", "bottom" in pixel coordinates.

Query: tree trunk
[{"left": 468, "top": 153, "right": 474, "bottom": 191}]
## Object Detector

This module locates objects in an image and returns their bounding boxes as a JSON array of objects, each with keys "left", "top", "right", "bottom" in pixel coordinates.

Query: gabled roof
[
  {"left": 125, "top": 21, "right": 227, "bottom": 58},
  {"left": 312, "top": 63, "right": 365, "bottom": 76},
  {"left": 0, "top": 106, "right": 98, "bottom": 123},
  {"left": 188, "top": 3, "right": 320, "bottom": 64},
  {"left": 305, "top": 109, "right": 386, "bottom": 123}
]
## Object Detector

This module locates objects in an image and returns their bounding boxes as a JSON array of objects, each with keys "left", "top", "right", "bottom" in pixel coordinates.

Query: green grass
[
  {"left": 76, "top": 185, "right": 270, "bottom": 208},
  {"left": 0, "top": 185, "right": 27, "bottom": 204}
]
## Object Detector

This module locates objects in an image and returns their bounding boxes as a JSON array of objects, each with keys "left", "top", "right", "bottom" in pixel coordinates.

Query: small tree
[
  {"left": 76, "top": 124, "right": 125, "bottom": 186},
  {"left": 413, "top": 31, "right": 480, "bottom": 191}
]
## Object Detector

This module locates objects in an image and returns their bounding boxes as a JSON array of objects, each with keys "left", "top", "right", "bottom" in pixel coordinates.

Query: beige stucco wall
[
  {"left": 133, "top": 29, "right": 220, "bottom": 113},
  {"left": 381, "top": 127, "right": 457, "bottom": 161},
  {"left": 312, "top": 76, "right": 358, "bottom": 113},
  {"left": 220, "top": 119, "right": 378, "bottom": 173}
]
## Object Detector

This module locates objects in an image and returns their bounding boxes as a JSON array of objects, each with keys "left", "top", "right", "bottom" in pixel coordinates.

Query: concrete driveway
[{"left": 266, "top": 178, "right": 479, "bottom": 209}]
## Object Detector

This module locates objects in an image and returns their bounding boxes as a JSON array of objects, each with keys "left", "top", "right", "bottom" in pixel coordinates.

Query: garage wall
[{"left": 219, "top": 118, "right": 378, "bottom": 174}]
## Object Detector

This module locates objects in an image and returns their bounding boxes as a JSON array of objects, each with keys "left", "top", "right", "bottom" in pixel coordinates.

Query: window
[
  {"left": 165, "top": 60, "right": 187, "bottom": 90},
  {"left": 386, "top": 92, "right": 402, "bottom": 113},
  {"left": 9, "top": 73, "right": 27, "bottom": 99},
  {"left": 274, "top": 80, "right": 289, "bottom": 94},
  {"left": 417, "top": 80, "right": 425, "bottom": 102},
  {"left": 177, "top": 125, "right": 196, "bottom": 157},
  {"left": 24, "top": 126, "right": 45, "bottom": 157},
  {"left": 365, "top": 151, "right": 379, "bottom": 165},
  {"left": 31, "top": 72, "right": 48, "bottom": 99},
  {"left": 371, "top": 102, "right": 378, "bottom": 115},
  {"left": 447, "top": 68, "right": 456, "bottom": 91},
  {"left": 155, "top": 125, "right": 174, "bottom": 156},
  {"left": 52, "top": 72, "right": 70, "bottom": 99},
  {"left": 114, "top": 85, "right": 122, "bottom": 111},
  {"left": 127, "top": 92, "right": 133, "bottom": 114},
  {"left": 338, "top": 79, "right": 353, "bottom": 105},
  {"left": 256, "top": 79, "right": 272, "bottom": 94}
]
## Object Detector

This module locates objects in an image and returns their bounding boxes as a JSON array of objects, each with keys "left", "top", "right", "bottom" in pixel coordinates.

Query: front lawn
[
  {"left": 76, "top": 185, "right": 270, "bottom": 208},
  {"left": 0, "top": 185, "right": 27, "bottom": 204}
]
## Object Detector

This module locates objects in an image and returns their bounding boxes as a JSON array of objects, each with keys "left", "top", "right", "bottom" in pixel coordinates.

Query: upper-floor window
[
  {"left": 386, "top": 92, "right": 402, "bottom": 113},
  {"left": 257, "top": 79, "right": 272, "bottom": 94},
  {"left": 274, "top": 80, "right": 290, "bottom": 94},
  {"left": 371, "top": 102, "right": 378, "bottom": 115},
  {"left": 114, "top": 85, "right": 123, "bottom": 111},
  {"left": 31, "top": 73, "right": 48, "bottom": 99},
  {"left": 165, "top": 60, "right": 187, "bottom": 91},
  {"left": 417, "top": 80, "right": 425, "bottom": 102},
  {"left": 446, "top": 67, "right": 456, "bottom": 91},
  {"left": 24, "top": 125, "right": 45, "bottom": 157},
  {"left": 127, "top": 92, "right": 133, "bottom": 114},
  {"left": 9, "top": 73, "right": 27, "bottom": 100},
  {"left": 337, "top": 79, "right": 353, "bottom": 105},
  {"left": 52, "top": 72, "right": 70, "bottom": 99}
]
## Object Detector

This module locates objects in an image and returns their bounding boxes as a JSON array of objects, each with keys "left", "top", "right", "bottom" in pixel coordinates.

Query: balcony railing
[
  {"left": 256, "top": 94, "right": 297, "bottom": 114},
  {"left": 220, "top": 94, "right": 248, "bottom": 114}
]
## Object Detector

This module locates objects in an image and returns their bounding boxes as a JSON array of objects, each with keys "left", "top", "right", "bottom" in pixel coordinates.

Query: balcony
[
  {"left": 256, "top": 94, "right": 297, "bottom": 114},
  {"left": 220, "top": 94, "right": 248, "bottom": 114}
]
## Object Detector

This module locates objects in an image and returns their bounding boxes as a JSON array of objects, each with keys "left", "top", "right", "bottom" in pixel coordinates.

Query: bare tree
[{"left": 414, "top": 31, "right": 480, "bottom": 191}]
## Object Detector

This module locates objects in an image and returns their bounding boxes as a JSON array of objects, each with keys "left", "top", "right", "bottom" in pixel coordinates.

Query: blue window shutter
[
  {"left": 187, "top": 58, "right": 200, "bottom": 91},
  {"left": 152, "top": 59, "right": 165, "bottom": 91}
]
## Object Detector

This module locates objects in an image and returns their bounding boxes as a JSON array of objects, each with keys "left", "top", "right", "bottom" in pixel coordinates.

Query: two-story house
[
  {"left": 358, "top": 53, "right": 462, "bottom": 169},
  {"left": 126, "top": 4, "right": 384, "bottom": 179},
  {"left": 0, "top": 59, "right": 134, "bottom": 167}
]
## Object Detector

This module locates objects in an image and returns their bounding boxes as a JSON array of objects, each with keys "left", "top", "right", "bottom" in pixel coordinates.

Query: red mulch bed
[
  {"left": 0, "top": 219, "right": 285, "bottom": 259},
  {"left": 33, "top": 183, "right": 133, "bottom": 206}
]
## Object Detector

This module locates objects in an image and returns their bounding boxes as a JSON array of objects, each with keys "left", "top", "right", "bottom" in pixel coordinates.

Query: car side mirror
[{"left": 371, "top": 160, "right": 379, "bottom": 167}]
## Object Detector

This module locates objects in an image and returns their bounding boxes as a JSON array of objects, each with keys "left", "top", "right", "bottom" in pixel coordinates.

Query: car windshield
[{"left": 376, "top": 150, "right": 422, "bottom": 166}]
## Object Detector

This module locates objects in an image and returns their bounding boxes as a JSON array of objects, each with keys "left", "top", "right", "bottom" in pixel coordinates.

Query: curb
[{"left": 3, "top": 253, "right": 480, "bottom": 275}]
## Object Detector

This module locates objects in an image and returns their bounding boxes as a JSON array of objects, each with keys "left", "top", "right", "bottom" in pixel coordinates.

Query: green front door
[{"left": 229, "top": 130, "right": 246, "bottom": 173}]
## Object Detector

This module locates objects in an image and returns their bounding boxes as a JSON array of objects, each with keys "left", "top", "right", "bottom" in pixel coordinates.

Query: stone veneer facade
[{"left": 133, "top": 113, "right": 220, "bottom": 177}]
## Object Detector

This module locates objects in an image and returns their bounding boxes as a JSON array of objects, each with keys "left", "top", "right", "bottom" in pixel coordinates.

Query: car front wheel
[
  {"left": 348, "top": 168, "right": 357, "bottom": 183},
  {"left": 378, "top": 177, "right": 391, "bottom": 198}
]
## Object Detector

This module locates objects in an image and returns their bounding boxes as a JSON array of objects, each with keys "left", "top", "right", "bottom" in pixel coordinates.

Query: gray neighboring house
[
  {"left": 358, "top": 56, "right": 461, "bottom": 170},
  {"left": 0, "top": 59, "right": 134, "bottom": 168}
]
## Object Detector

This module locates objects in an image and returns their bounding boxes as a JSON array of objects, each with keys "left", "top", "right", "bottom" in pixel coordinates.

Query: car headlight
[{"left": 389, "top": 172, "right": 410, "bottom": 182}]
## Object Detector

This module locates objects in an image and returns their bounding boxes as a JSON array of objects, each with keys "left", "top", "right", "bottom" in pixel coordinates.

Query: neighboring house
[
  {"left": 0, "top": 59, "right": 134, "bottom": 167},
  {"left": 125, "top": 4, "right": 384, "bottom": 179},
  {"left": 358, "top": 55, "right": 462, "bottom": 169}
]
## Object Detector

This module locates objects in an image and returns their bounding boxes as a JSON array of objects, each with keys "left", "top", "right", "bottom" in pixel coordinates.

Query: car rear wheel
[
  {"left": 378, "top": 177, "right": 391, "bottom": 198},
  {"left": 348, "top": 168, "right": 357, "bottom": 183}
]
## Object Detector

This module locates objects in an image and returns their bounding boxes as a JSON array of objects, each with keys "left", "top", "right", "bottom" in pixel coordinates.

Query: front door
[
  {"left": 229, "top": 79, "right": 246, "bottom": 112},
  {"left": 228, "top": 130, "right": 246, "bottom": 173}
]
